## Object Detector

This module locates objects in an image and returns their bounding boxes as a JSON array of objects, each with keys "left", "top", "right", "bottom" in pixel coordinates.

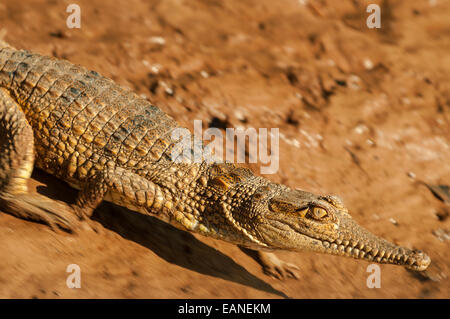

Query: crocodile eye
[{"left": 312, "top": 207, "right": 328, "bottom": 219}]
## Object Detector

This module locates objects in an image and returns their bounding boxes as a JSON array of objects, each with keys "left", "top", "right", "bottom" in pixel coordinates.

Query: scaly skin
[{"left": 0, "top": 42, "right": 430, "bottom": 274}]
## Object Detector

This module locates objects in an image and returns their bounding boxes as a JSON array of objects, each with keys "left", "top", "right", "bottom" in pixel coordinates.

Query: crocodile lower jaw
[{"left": 320, "top": 238, "right": 430, "bottom": 271}]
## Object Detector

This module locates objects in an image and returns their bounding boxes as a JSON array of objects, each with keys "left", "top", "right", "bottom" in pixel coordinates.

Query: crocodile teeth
[
  {"left": 371, "top": 248, "right": 379, "bottom": 256},
  {"left": 323, "top": 241, "right": 330, "bottom": 248},
  {"left": 378, "top": 251, "right": 385, "bottom": 258},
  {"left": 343, "top": 240, "right": 350, "bottom": 247},
  {"left": 359, "top": 251, "right": 366, "bottom": 258},
  {"left": 345, "top": 246, "right": 352, "bottom": 254},
  {"left": 335, "top": 239, "right": 342, "bottom": 245},
  {"left": 338, "top": 245, "right": 345, "bottom": 253},
  {"left": 331, "top": 243, "right": 338, "bottom": 250},
  {"left": 358, "top": 243, "right": 365, "bottom": 250},
  {"left": 352, "top": 248, "right": 360, "bottom": 257}
]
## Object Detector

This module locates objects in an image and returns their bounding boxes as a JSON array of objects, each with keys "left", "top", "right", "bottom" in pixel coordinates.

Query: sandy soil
[{"left": 0, "top": 0, "right": 449, "bottom": 298}]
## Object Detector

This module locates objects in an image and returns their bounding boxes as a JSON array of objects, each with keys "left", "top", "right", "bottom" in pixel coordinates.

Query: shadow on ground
[
  {"left": 32, "top": 169, "right": 287, "bottom": 298},
  {"left": 92, "top": 204, "right": 288, "bottom": 298}
]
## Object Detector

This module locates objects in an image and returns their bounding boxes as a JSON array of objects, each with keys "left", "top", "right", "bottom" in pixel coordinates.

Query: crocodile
[{"left": 0, "top": 40, "right": 430, "bottom": 279}]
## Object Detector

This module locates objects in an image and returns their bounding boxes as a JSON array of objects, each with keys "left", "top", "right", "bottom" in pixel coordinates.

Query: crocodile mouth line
[
  {"left": 274, "top": 219, "right": 430, "bottom": 271},
  {"left": 319, "top": 238, "right": 430, "bottom": 271}
]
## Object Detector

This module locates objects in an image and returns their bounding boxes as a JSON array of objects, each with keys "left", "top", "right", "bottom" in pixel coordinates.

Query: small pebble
[
  {"left": 363, "top": 58, "right": 374, "bottom": 70},
  {"left": 149, "top": 36, "right": 166, "bottom": 45},
  {"left": 407, "top": 171, "right": 416, "bottom": 179},
  {"left": 389, "top": 218, "right": 398, "bottom": 226}
]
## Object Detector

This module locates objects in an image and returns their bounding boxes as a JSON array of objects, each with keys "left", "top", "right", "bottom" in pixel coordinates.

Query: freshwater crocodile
[{"left": 0, "top": 41, "right": 430, "bottom": 278}]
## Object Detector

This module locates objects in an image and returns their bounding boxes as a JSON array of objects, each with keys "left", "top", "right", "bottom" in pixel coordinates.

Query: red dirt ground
[{"left": 0, "top": 0, "right": 448, "bottom": 298}]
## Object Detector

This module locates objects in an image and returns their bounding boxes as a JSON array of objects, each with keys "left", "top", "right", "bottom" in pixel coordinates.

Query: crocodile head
[{"left": 241, "top": 183, "right": 431, "bottom": 271}]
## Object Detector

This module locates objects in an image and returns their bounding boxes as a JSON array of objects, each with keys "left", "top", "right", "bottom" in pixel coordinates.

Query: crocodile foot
[
  {"left": 239, "top": 246, "right": 300, "bottom": 280},
  {"left": 257, "top": 251, "right": 300, "bottom": 280},
  {"left": 0, "top": 192, "right": 79, "bottom": 232}
]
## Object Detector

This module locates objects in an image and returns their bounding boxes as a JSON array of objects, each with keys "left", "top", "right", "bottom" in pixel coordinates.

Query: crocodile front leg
[{"left": 71, "top": 166, "right": 161, "bottom": 220}]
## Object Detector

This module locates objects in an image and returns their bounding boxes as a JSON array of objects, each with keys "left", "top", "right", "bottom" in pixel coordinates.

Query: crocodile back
[{"left": 0, "top": 47, "right": 183, "bottom": 186}]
